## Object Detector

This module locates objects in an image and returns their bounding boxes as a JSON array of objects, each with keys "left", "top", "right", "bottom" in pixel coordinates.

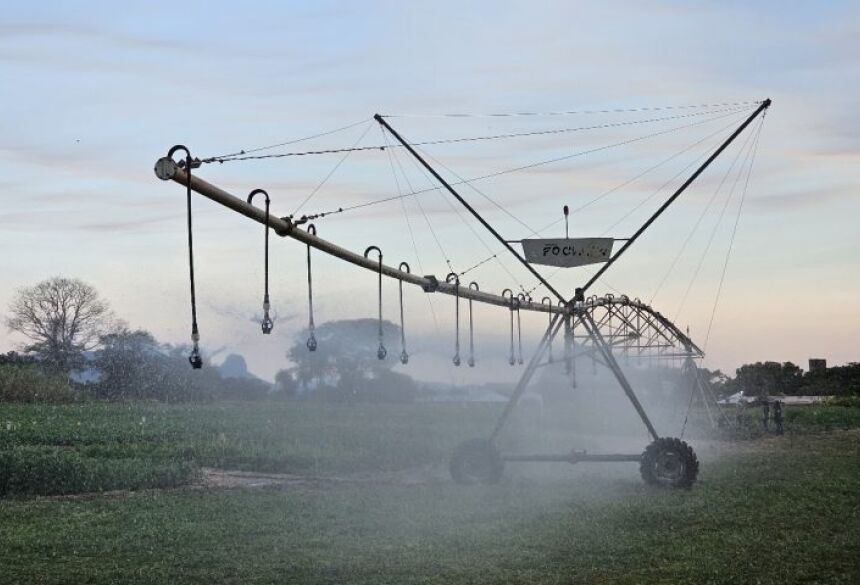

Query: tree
[
  {"left": 6, "top": 277, "right": 113, "bottom": 373},
  {"left": 94, "top": 328, "right": 163, "bottom": 400},
  {"left": 285, "top": 318, "right": 414, "bottom": 402},
  {"left": 733, "top": 361, "right": 803, "bottom": 397},
  {"left": 274, "top": 369, "right": 299, "bottom": 399}
]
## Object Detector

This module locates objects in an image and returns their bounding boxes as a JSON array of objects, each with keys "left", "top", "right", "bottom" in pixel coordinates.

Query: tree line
[
  {"left": 2, "top": 276, "right": 418, "bottom": 403},
  {"left": 3, "top": 276, "right": 857, "bottom": 403}
]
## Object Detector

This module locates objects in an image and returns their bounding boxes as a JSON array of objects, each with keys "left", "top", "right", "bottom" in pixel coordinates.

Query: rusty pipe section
[{"left": 154, "top": 156, "right": 566, "bottom": 315}]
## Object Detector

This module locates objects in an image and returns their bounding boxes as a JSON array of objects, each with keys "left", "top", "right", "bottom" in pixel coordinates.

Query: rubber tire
[
  {"left": 640, "top": 437, "right": 699, "bottom": 489},
  {"left": 450, "top": 438, "right": 504, "bottom": 485}
]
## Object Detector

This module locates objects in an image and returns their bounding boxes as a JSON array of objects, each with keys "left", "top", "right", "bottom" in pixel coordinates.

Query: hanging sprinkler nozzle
[
  {"left": 364, "top": 245, "right": 386, "bottom": 360},
  {"left": 447, "top": 273, "right": 461, "bottom": 367},
  {"left": 502, "top": 288, "right": 516, "bottom": 366},
  {"left": 247, "top": 188, "right": 273, "bottom": 335},
  {"left": 398, "top": 262, "right": 411, "bottom": 364},
  {"left": 306, "top": 224, "right": 318, "bottom": 351},
  {"left": 167, "top": 145, "right": 204, "bottom": 370},
  {"left": 189, "top": 328, "right": 203, "bottom": 369},
  {"left": 467, "top": 282, "right": 479, "bottom": 367}
]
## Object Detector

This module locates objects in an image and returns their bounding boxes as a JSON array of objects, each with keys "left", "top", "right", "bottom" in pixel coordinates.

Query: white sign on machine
[{"left": 520, "top": 237, "right": 614, "bottom": 268}]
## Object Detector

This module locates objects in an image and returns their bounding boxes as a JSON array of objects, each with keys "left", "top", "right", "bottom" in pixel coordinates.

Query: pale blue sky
[{"left": 1, "top": 1, "right": 858, "bottom": 381}]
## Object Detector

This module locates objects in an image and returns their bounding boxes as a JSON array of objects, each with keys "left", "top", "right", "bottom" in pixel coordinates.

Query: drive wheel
[
  {"left": 640, "top": 437, "right": 699, "bottom": 488},
  {"left": 450, "top": 438, "right": 504, "bottom": 485}
]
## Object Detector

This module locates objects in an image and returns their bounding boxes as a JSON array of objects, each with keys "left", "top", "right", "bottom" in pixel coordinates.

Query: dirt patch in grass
[{"left": 198, "top": 464, "right": 446, "bottom": 490}]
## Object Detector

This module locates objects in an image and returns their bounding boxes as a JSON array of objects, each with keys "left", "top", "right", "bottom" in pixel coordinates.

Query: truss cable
[
  {"left": 380, "top": 100, "right": 762, "bottom": 118},
  {"left": 384, "top": 129, "right": 456, "bottom": 382},
  {"left": 405, "top": 144, "right": 530, "bottom": 295},
  {"left": 598, "top": 118, "right": 748, "bottom": 239},
  {"left": 205, "top": 106, "right": 752, "bottom": 164},
  {"left": 397, "top": 262, "right": 411, "bottom": 364},
  {"left": 419, "top": 146, "right": 539, "bottom": 236},
  {"left": 648, "top": 118, "right": 759, "bottom": 304},
  {"left": 201, "top": 117, "right": 372, "bottom": 163},
  {"left": 307, "top": 107, "right": 753, "bottom": 220},
  {"left": 703, "top": 115, "right": 765, "bottom": 351},
  {"left": 457, "top": 109, "right": 753, "bottom": 285},
  {"left": 467, "top": 282, "right": 479, "bottom": 367},
  {"left": 569, "top": 111, "right": 755, "bottom": 221},
  {"left": 293, "top": 120, "right": 375, "bottom": 215},
  {"left": 447, "top": 273, "right": 462, "bottom": 366},
  {"left": 674, "top": 122, "right": 758, "bottom": 320},
  {"left": 305, "top": 224, "right": 318, "bottom": 351},
  {"left": 364, "top": 246, "right": 387, "bottom": 360},
  {"left": 247, "top": 189, "right": 274, "bottom": 334},
  {"left": 385, "top": 130, "right": 457, "bottom": 274}
]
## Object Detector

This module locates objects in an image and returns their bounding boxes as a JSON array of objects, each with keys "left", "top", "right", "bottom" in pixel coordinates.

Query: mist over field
[{"left": 3, "top": 1, "right": 860, "bottom": 583}]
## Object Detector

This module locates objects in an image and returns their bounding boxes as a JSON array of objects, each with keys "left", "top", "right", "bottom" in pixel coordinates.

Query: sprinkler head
[
  {"left": 261, "top": 311, "right": 273, "bottom": 334},
  {"left": 508, "top": 356, "right": 516, "bottom": 366},
  {"left": 468, "top": 357, "right": 475, "bottom": 368},
  {"left": 188, "top": 345, "right": 203, "bottom": 369},
  {"left": 452, "top": 355, "right": 461, "bottom": 367},
  {"left": 377, "top": 345, "right": 387, "bottom": 360},
  {"left": 306, "top": 335, "right": 317, "bottom": 352},
  {"left": 400, "top": 351, "right": 409, "bottom": 365}
]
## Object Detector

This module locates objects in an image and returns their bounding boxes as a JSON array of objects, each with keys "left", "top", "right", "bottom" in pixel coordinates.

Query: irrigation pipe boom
[{"left": 153, "top": 160, "right": 566, "bottom": 315}]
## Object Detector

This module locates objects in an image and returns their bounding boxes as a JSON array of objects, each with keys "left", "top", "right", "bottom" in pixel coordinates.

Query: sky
[{"left": 1, "top": 1, "right": 858, "bottom": 382}]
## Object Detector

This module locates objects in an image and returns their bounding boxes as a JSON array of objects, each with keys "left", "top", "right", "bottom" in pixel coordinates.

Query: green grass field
[{"left": 1, "top": 401, "right": 859, "bottom": 584}]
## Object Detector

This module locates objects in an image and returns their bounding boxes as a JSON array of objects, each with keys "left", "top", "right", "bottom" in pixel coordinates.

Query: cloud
[
  {"left": 0, "top": 21, "right": 190, "bottom": 52},
  {"left": 749, "top": 185, "right": 854, "bottom": 211}
]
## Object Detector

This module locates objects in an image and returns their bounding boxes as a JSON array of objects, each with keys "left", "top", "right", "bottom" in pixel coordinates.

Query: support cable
[
  {"left": 292, "top": 121, "right": 375, "bottom": 215},
  {"left": 380, "top": 100, "right": 762, "bottom": 118},
  {"left": 579, "top": 99, "right": 771, "bottom": 296},
  {"left": 204, "top": 106, "right": 752, "bottom": 164},
  {"left": 457, "top": 109, "right": 753, "bottom": 286},
  {"left": 201, "top": 117, "right": 372, "bottom": 162},
  {"left": 674, "top": 123, "right": 758, "bottom": 319},
  {"left": 702, "top": 116, "right": 765, "bottom": 351},
  {"left": 647, "top": 125, "right": 756, "bottom": 304},
  {"left": 403, "top": 145, "right": 529, "bottom": 294},
  {"left": 308, "top": 107, "right": 753, "bottom": 221},
  {"left": 384, "top": 130, "right": 456, "bottom": 274}
]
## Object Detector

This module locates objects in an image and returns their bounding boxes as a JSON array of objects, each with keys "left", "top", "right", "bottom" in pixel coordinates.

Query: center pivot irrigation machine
[{"left": 155, "top": 98, "right": 771, "bottom": 489}]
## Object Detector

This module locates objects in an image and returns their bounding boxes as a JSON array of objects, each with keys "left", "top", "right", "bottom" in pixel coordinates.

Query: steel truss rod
[
  {"left": 154, "top": 156, "right": 566, "bottom": 315},
  {"left": 579, "top": 98, "right": 771, "bottom": 296},
  {"left": 374, "top": 114, "right": 568, "bottom": 305}
]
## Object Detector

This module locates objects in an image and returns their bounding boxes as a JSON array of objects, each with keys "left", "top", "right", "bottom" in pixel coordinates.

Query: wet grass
[{"left": 0, "top": 430, "right": 858, "bottom": 584}]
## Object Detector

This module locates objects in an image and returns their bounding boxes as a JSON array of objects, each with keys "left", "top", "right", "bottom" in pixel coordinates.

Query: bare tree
[{"left": 6, "top": 277, "right": 113, "bottom": 372}]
